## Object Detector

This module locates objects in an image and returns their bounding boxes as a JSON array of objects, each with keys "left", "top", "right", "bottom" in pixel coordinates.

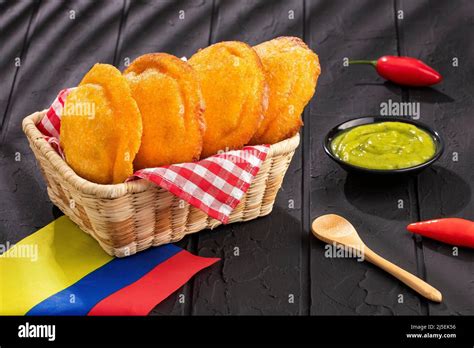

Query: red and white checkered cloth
[{"left": 37, "top": 88, "right": 269, "bottom": 223}]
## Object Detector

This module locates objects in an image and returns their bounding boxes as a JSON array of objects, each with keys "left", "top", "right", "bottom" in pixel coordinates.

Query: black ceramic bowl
[{"left": 323, "top": 117, "right": 444, "bottom": 175}]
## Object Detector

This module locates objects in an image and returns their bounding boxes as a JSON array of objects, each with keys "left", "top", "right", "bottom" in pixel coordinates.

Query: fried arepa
[
  {"left": 250, "top": 37, "right": 320, "bottom": 145},
  {"left": 189, "top": 41, "right": 267, "bottom": 157},
  {"left": 124, "top": 53, "right": 205, "bottom": 169},
  {"left": 60, "top": 63, "right": 142, "bottom": 184}
]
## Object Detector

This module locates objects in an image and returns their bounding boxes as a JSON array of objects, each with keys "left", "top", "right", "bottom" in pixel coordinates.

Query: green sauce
[{"left": 331, "top": 121, "right": 436, "bottom": 170}]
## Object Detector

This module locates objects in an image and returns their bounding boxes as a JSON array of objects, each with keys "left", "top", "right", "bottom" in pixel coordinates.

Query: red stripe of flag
[{"left": 87, "top": 250, "right": 219, "bottom": 316}]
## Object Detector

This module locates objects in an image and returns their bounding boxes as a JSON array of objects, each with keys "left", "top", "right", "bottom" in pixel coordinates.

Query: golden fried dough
[
  {"left": 124, "top": 53, "right": 205, "bottom": 169},
  {"left": 189, "top": 41, "right": 267, "bottom": 157},
  {"left": 250, "top": 37, "right": 320, "bottom": 145},
  {"left": 60, "top": 63, "right": 142, "bottom": 184}
]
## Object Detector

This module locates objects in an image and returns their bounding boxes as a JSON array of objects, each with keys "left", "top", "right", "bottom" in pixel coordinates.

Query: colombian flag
[{"left": 0, "top": 216, "right": 219, "bottom": 315}]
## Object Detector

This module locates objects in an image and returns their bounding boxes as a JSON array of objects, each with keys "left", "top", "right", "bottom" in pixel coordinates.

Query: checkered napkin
[{"left": 37, "top": 89, "right": 270, "bottom": 223}]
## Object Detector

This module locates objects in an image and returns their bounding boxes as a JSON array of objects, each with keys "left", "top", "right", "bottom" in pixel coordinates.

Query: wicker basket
[{"left": 22, "top": 110, "right": 300, "bottom": 257}]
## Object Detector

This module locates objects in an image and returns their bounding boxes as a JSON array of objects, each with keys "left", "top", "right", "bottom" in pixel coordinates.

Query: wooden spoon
[{"left": 311, "top": 214, "right": 442, "bottom": 303}]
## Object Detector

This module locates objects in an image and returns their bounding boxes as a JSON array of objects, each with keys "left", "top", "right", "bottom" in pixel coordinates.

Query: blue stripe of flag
[{"left": 27, "top": 244, "right": 181, "bottom": 315}]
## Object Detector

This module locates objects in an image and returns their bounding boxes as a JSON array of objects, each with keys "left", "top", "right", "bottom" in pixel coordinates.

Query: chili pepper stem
[{"left": 348, "top": 60, "right": 377, "bottom": 66}]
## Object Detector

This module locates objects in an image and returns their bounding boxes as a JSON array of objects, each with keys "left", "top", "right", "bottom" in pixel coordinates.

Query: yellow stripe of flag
[{"left": 0, "top": 216, "right": 113, "bottom": 315}]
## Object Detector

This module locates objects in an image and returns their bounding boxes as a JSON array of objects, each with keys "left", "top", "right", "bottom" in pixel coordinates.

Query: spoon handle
[{"left": 363, "top": 247, "right": 442, "bottom": 302}]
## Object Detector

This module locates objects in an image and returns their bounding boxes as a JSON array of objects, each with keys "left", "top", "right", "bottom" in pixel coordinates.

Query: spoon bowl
[{"left": 311, "top": 214, "right": 364, "bottom": 249}]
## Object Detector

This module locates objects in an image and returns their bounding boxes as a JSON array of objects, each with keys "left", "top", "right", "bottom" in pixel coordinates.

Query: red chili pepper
[
  {"left": 407, "top": 218, "right": 474, "bottom": 248},
  {"left": 349, "top": 56, "right": 442, "bottom": 87}
]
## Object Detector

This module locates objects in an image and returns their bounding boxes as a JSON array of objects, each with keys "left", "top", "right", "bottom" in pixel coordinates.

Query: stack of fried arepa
[{"left": 60, "top": 37, "right": 321, "bottom": 184}]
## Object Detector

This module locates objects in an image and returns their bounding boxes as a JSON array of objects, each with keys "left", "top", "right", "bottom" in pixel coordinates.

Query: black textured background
[{"left": 0, "top": 0, "right": 472, "bottom": 315}]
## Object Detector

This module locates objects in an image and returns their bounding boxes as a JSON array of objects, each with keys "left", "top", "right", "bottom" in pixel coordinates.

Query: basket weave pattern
[{"left": 23, "top": 110, "right": 300, "bottom": 257}]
